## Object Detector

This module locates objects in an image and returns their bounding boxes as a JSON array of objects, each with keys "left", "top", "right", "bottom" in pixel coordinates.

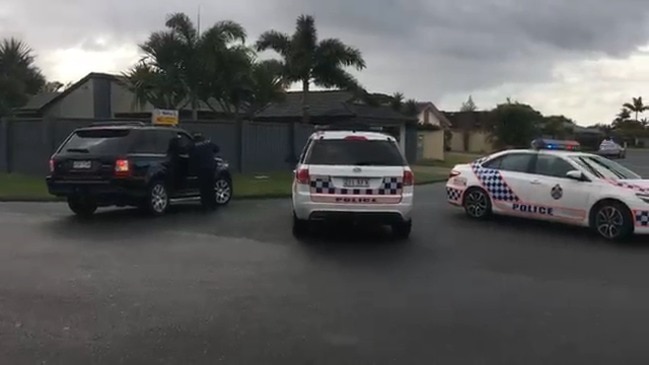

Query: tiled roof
[
  {"left": 255, "top": 90, "right": 355, "bottom": 119},
  {"left": 254, "top": 90, "right": 415, "bottom": 123},
  {"left": 19, "top": 92, "right": 61, "bottom": 110}
]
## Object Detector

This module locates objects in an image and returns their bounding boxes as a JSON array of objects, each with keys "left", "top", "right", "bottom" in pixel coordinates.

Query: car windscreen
[
  {"left": 569, "top": 155, "right": 641, "bottom": 180},
  {"left": 305, "top": 138, "right": 406, "bottom": 166},
  {"left": 58, "top": 129, "right": 132, "bottom": 155}
]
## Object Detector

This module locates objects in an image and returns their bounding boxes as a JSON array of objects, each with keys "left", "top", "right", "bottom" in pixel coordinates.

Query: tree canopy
[{"left": 0, "top": 38, "right": 46, "bottom": 117}]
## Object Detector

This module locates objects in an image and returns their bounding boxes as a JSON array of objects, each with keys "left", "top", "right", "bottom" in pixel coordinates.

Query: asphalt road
[{"left": 1, "top": 151, "right": 648, "bottom": 365}]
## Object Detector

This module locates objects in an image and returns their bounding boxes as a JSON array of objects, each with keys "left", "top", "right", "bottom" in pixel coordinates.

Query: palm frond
[
  {"left": 316, "top": 38, "right": 366, "bottom": 69},
  {"left": 255, "top": 30, "right": 291, "bottom": 56},
  {"left": 165, "top": 13, "right": 197, "bottom": 45}
]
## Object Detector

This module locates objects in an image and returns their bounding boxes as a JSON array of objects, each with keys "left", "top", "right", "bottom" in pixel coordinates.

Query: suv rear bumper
[
  {"left": 46, "top": 177, "right": 147, "bottom": 201},
  {"left": 292, "top": 184, "right": 413, "bottom": 223}
]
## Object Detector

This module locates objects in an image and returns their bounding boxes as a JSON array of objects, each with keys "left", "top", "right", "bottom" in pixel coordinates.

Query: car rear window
[
  {"left": 59, "top": 129, "right": 132, "bottom": 155},
  {"left": 304, "top": 138, "right": 406, "bottom": 166}
]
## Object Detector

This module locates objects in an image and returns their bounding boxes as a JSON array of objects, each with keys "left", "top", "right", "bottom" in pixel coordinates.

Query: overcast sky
[{"left": 2, "top": 0, "right": 649, "bottom": 125}]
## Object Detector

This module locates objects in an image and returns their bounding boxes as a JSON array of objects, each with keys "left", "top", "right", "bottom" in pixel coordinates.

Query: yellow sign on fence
[{"left": 151, "top": 109, "right": 179, "bottom": 126}]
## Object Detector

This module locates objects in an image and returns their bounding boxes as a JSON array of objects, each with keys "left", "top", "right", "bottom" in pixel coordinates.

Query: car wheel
[
  {"left": 591, "top": 201, "right": 633, "bottom": 241},
  {"left": 146, "top": 181, "right": 169, "bottom": 216},
  {"left": 67, "top": 196, "right": 97, "bottom": 218},
  {"left": 392, "top": 219, "right": 412, "bottom": 239},
  {"left": 292, "top": 212, "right": 309, "bottom": 237},
  {"left": 214, "top": 177, "right": 233, "bottom": 206},
  {"left": 463, "top": 187, "right": 492, "bottom": 219}
]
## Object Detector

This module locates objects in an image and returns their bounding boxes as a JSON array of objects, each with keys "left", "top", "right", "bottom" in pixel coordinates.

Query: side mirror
[{"left": 566, "top": 170, "right": 585, "bottom": 181}]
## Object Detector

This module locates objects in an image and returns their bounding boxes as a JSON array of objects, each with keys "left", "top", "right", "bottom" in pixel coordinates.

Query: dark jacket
[{"left": 190, "top": 138, "right": 219, "bottom": 170}]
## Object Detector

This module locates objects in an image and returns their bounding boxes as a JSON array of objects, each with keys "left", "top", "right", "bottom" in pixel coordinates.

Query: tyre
[
  {"left": 463, "top": 187, "right": 492, "bottom": 219},
  {"left": 591, "top": 201, "right": 633, "bottom": 241},
  {"left": 214, "top": 177, "right": 233, "bottom": 206},
  {"left": 392, "top": 219, "right": 412, "bottom": 239},
  {"left": 145, "top": 180, "right": 169, "bottom": 216},
  {"left": 67, "top": 196, "right": 97, "bottom": 218},
  {"left": 292, "top": 212, "right": 309, "bottom": 237}
]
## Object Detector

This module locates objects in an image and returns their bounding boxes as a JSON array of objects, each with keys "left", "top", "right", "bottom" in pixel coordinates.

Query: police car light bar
[{"left": 531, "top": 138, "right": 580, "bottom": 151}]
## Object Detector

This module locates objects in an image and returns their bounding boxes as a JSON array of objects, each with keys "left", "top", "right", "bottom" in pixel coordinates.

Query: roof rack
[{"left": 90, "top": 121, "right": 146, "bottom": 127}]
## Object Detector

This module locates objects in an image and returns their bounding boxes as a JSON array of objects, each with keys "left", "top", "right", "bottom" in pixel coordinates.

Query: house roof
[
  {"left": 443, "top": 111, "right": 494, "bottom": 129},
  {"left": 254, "top": 90, "right": 416, "bottom": 124},
  {"left": 415, "top": 102, "right": 452, "bottom": 127},
  {"left": 33, "top": 72, "right": 122, "bottom": 112},
  {"left": 19, "top": 92, "right": 61, "bottom": 111}
]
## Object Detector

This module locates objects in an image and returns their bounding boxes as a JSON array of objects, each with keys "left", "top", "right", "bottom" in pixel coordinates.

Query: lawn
[
  {"left": 0, "top": 169, "right": 447, "bottom": 201},
  {"left": 417, "top": 152, "right": 483, "bottom": 168}
]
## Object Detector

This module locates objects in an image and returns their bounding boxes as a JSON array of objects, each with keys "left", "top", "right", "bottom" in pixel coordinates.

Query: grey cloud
[{"left": 3, "top": 0, "right": 649, "bottom": 112}]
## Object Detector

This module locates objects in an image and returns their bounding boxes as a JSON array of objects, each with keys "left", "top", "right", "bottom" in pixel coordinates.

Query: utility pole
[{"left": 197, "top": 5, "right": 201, "bottom": 36}]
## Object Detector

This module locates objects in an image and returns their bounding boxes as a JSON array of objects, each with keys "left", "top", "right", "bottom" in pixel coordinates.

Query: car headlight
[{"left": 636, "top": 193, "right": 649, "bottom": 204}]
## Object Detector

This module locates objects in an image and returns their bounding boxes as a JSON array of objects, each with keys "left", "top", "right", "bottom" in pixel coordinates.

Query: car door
[
  {"left": 478, "top": 152, "right": 538, "bottom": 215},
  {"left": 153, "top": 129, "right": 190, "bottom": 193},
  {"left": 176, "top": 132, "right": 198, "bottom": 190},
  {"left": 529, "top": 154, "right": 592, "bottom": 225}
]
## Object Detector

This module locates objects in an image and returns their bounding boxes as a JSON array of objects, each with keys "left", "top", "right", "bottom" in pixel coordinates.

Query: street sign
[{"left": 151, "top": 109, "right": 179, "bottom": 126}]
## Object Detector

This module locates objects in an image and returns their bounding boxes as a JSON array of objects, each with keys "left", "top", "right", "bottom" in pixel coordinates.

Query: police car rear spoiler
[{"left": 314, "top": 123, "right": 384, "bottom": 132}]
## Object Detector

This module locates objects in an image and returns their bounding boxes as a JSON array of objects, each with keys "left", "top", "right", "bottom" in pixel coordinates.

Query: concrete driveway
[{"left": 1, "top": 150, "right": 648, "bottom": 365}]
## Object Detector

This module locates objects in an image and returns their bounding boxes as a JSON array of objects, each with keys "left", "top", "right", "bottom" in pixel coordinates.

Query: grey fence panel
[
  {"left": 0, "top": 119, "right": 7, "bottom": 172},
  {"left": 1, "top": 117, "right": 418, "bottom": 177},
  {"left": 180, "top": 120, "right": 238, "bottom": 170},
  {"left": 10, "top": 119, "right": 51, "bottom": 176},
  {"left": 242, "top": 121, "right": 290, "bottom": 173},
  {"left": 405, "top": 125, "right": 418, "bottom": 163},
  {"left": 294, "top": 124, "right": 315, "bottom": 157},
  {"left": 51, "top": 119, "right": 97, "bottom": 152}
]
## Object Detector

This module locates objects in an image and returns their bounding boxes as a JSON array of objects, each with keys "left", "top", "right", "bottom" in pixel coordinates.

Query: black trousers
[{"left": 198, "top": 168, "right": 216, "bottom": 209}]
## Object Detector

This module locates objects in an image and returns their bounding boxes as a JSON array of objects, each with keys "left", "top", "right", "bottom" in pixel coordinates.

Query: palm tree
[
  {"left": 255, "top": 14, "right": 366, "bottom": 163},
  {"left": 247, "top": 59, "right": 288, "bottom": 114},
  {"left": 390, "top": 92, "right": 404, "bottom": 111},
  {"left": 623, "top": 97, "right": 649, "bottom": 122},
  {"left": 0, "top": 38, "right": 46, "bottom": 117},
  {"left": 613, "top": 108, "right": 631, "bottom": 128},
  {"left": 124, "top": 13, "right": 247, "bottom": 119},
  {"left": 403, "top": 99, "right": 418, "bottom": 116}
]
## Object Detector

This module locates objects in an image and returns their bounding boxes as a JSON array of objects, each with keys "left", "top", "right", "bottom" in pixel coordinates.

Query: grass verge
[
  {"left": 417, "top": 152, "right": 483, "bottom": 168},
  {"left": 0, "top": 170, "right": 448, "bottom": 202}
]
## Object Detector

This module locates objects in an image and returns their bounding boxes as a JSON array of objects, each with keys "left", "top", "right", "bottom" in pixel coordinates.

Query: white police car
[
  {"left": 446, "top": 139, "right": 649, "bottom": 241},
  {"left": 292, "top": 128, "right": 414, "bottom": 238}
]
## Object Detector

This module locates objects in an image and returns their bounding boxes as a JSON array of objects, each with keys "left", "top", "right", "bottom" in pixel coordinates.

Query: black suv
[{"left": 46, "top": 122, "right": 233, "bottom": 217}]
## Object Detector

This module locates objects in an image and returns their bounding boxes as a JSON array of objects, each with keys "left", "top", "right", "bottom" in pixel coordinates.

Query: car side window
[
  {"left": 130, "top": 131, "right": 158, "bottom": 154},
  {"left": 533, "top": 155, "right": 575, "bottom": 178},
  {"left": 299, "top": 138, "right": 313, "bottom": 164},
  {"left": 483, "top": 153, "right": 534, "bottom": 173},
  {"left": 176, "top": 133, "right": 194, "bottom": 154},
  {"left": 153, "top": 130, "right": 178, "bottom": 154}
]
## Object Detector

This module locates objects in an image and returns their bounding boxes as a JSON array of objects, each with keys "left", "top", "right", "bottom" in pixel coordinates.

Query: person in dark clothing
[
  {"left": 166, "top": 135, "right": 183, "bottom": 191},
  {"left": 190, "top": 133, "right": 219, "bottom": 210}
]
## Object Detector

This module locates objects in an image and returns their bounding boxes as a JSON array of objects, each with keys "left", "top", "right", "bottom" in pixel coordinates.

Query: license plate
[
  {"left": 343, "top": 178, "right": 370, "bottom": 188},
  {"left": 72, "top": 160, "right": 92, "bottom": 169}
]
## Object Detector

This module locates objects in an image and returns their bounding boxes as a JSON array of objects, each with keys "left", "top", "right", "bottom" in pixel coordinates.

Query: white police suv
[
  {"left": 292, "top": 128, "right": 414, "bottom": 238},
  {"left": 446, "top": 139, "right": 649, "bottom": 241}
]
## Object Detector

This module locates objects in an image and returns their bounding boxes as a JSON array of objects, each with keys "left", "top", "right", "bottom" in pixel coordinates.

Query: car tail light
[
  {"left": 49, "top": 158, "right": 55, "bottom": 173},
  {"left": 295, "top": 168, "right": 310, "bottom": 184},
  {"left": 403, "top": 170, "right": 414, "bottom": 186},
  {"left": 449, "top": 170, "right": 461, "bottom": 178},
  {"left": 114, "top": 159, "right": 130, "bottom": 177}
]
